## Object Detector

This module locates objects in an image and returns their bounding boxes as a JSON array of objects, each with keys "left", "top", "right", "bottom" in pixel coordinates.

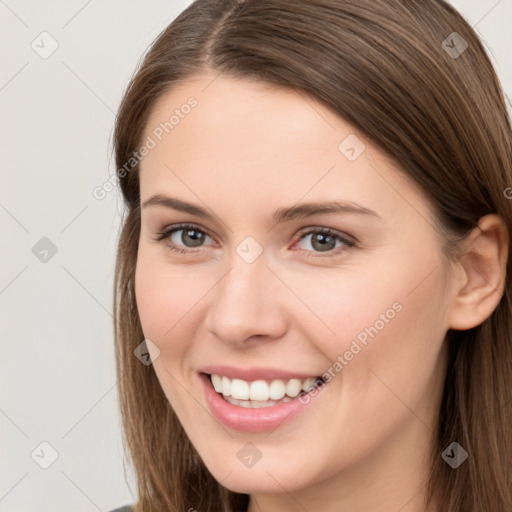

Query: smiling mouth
[{"left": 205, "top": 373, "right": 326, "bottom": 408}]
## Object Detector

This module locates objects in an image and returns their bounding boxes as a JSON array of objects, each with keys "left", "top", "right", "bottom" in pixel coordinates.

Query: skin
[{"left": 134, "top": 72, "right": 508, "bottom": 512}]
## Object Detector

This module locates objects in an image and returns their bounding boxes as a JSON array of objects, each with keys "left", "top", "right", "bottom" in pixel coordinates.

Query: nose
[{"left": 204, "top": 247, "right": 288, "bottom": 346}]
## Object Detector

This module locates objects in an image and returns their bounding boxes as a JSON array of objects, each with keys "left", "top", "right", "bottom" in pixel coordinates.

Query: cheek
[
  {"left": 134, "top": 249, "right": 217, "bottom": 362},
  {"left": 286, "top": 264, "right": 405, "bottom": 362},
  {"left": 134, "top": 252, "right": 204, "bottom": 413},
  {"left": 135, "top": 251, "right": 189, "bottom": 350},
  {"left": 326, "top": 268, "right": 447, "bottom": 432},
  {"left": 305, "top": 254, "right": 447, "bottom": 403},
  {"left": 135, "top": 255, "right": 168, "bottom": 340}
]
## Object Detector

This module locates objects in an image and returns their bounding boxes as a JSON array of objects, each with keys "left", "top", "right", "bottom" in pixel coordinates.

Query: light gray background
[{"left": 1, "top": 1, "right": 511, "bottom": 511}]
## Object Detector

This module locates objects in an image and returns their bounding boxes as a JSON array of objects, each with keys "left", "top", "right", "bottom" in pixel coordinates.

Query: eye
[
  {"left": 154, "top": 223, "right": 355, "bottom": 257},
  {"left": 294, "top": 227, "right": 355, "bottom": 257},
  {"left": 155, "top": 223, "right": 214, "bottom": 253}
]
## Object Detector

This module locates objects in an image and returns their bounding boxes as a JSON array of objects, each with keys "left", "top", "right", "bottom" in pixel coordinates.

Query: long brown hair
[{"left": 112, "top": 1, "right": 512, "bottom": 510}]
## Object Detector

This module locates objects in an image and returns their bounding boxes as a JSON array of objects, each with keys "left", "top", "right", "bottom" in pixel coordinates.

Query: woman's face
[{"left": 135, "top": 73, "right": 457, "bottom": 501}]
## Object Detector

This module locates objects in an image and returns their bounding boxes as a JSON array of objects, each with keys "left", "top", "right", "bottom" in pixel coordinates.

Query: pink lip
[
  {"left": 199, "top": 373, "right": 327, "bottom": 432},
  {"left": 197, "top": 364, "right": 321, "bottom": 381}
]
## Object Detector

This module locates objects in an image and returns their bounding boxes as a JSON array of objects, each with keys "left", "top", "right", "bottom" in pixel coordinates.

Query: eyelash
[{"left": 154, "top": 223, "right": 356, "bottom": 258}]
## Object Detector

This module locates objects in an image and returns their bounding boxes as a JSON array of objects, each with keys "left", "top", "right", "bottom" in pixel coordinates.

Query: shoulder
[{"left": 108, "top": 506, "right": 133, "bottom": 512}]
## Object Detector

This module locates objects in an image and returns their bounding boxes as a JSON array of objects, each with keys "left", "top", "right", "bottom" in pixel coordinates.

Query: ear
[{"left": 448, "top": 214, "right": 509, "bottom": 331}]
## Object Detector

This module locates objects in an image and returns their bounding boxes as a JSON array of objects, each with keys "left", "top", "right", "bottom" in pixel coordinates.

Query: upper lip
[{"left": 198, "top": 365, "right": 322, "bottom": 381}]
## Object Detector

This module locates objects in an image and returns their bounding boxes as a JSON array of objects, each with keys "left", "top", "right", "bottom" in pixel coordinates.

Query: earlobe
[{"left": 448, "top": 214, "right": 509, "bottom": 331}]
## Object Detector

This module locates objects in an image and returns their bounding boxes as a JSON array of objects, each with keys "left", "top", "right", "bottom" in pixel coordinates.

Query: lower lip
[{"left": 199, "top": 373, "right": 325, "bottom": 432}]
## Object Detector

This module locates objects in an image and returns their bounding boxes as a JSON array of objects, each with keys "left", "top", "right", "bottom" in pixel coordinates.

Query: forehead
[
  {"left": 141, "top": 73, "right": 368, "bottom": 182},
  {"left": 138, "top": 74, "right": 431, "bottom": 225},
  {"left": 144, "top": 73, "right": 351, "bottom": 150}
]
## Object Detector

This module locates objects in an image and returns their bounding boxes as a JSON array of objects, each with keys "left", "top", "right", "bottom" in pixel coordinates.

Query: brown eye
[
  {"left": 174, "top": 227, "right": 206, "bottom": 247},
  {"left": 309, "top": 232, "right": 337, "bottom": 252},
  {"left": 295, "top": 227, "right": 355, "bottom": 257},
  {"left": 155, "top": 224, "right": 214, "bottom": 252}
]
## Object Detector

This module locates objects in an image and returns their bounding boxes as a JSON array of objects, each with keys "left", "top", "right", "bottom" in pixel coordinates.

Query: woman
[{"left": 110, "top": 0, "right": 512, "bottom": 511}]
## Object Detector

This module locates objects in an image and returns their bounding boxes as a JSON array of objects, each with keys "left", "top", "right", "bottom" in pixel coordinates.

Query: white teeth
[
  {"left": 231, "top": 379, "right": 249, "bottom": 400},
  {"left": 302, "top": 377, "right": 317, "bottom": 392},
  {"left": 269, "top": 379, "right": 285, "bottom": 400},
  {"left": 209, "top": 374, "right": 323, "bottom": 402},
  {"left": 211, "top": 374, "right": 222, "bottom": 393},
  {"left": 250, "top": 380, "right": 269, "bottom": 401},
  {"left": 285, "top": 379, "right": 302, "bottom": 398},
  {"left": 224, "top": 396, "right": 294, "bottom": 408},
  {"left": 221, "top": 376, "right": 231, "bottom": 397}
]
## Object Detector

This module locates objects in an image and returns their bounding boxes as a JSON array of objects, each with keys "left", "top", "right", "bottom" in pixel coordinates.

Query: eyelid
[{"left": 295, "top": 225, "right": 356, "bottom": 244}]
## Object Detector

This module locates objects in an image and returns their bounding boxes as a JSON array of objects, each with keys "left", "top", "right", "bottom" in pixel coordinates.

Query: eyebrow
[{"left": 141, "top": 194, "right": 382, "bottom": 224}]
